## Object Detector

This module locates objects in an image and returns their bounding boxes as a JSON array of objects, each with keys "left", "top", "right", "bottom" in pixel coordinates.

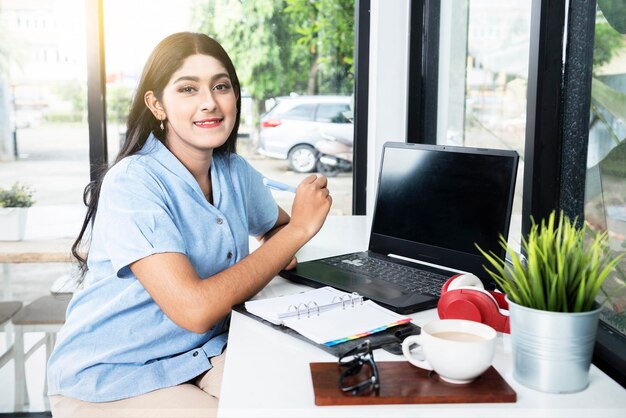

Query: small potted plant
[
  {"left": 0, "top": 182, "right": 36, "bottom": 241},
  {"left": 477, "top": 210, "right": 623, "bottom": 393}
]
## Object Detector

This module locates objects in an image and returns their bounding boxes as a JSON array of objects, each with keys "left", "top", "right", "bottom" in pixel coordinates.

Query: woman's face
[{"left": 156, "top": 54, "right": 238, "bottom": 154}]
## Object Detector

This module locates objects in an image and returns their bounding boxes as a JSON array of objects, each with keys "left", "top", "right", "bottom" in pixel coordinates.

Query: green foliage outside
[
  {"left": 477, "top": 211, "right": 623, "bottom": 313},
  {"left": 193, "top": 0, "right": 354, "bottom": 113},
  {"left": 591, "top": 6, "right": 626, "bottom": 137},
  {"left": 0, "top": 182, "right": 36, "bottom": 208},
  {"left": 107, "top": 85, "right": 133, "bottom": 126},
  {"left": 52, "top": 82, "right": 87, "bottom": 123},
  {"left": 593, "top": 21, "right": 624, "bottom": 70},
  {"left": 284, "top": 0, "right": 354, "bottom": 95},
  {"left": 598, "top": 0, "right": 626, "bottom": 34},
  {"left": 43, "top": 112, "right": 83, "bottom": 123},
  {"left": 46, "top": 82, "right": 131, "bottom": 127}
]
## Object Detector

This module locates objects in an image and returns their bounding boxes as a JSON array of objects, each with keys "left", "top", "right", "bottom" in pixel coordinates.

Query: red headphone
[{"left": 437, "top": 273, "right": 510, "bottom": 333}]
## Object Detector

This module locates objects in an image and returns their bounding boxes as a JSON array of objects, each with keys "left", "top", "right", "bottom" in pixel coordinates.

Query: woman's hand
[{"left": 289, "top": 174, "right": 332, "bottom": 239}]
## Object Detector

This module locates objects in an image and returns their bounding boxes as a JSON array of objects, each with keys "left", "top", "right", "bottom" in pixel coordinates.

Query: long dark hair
[{"left": 72, "top": 32, "right": 242, "bottom": 276}]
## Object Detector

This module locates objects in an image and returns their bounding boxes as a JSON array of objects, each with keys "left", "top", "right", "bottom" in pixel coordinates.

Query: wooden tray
[{"left": 310, "top": 361, "right": 516, "bottom": 406}]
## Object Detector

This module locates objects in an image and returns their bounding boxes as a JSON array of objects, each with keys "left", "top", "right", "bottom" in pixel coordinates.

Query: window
[
  {"left": 280, "top": 103, "right": 317, "bottom": 121},
  {"left": 316, "top": 104, "right": 351, "bottom": 123},
  {"left": 409, "top": 0, "right": 626, "bottom": 388},
  {"left": 0, "top": 0, "right": 90, "bottom": 410},
  {"left": 99, "top": 0, "right": 358, "bottom": 216},
  {"left": 410, "top": 0, "right": 531, "bottom": 250},
  {"left": 587, "top": 3, "right": 626, "bottom": 382}
]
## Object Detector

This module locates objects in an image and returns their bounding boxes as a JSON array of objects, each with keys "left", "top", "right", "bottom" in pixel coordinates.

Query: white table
[
  {"left": 0, "top": 205, "right": 85, "bottom": 301},
  {"left": 0, "top": 205, "right": 85, "bottom": 264},
  {"left": 219, "top": 216, "right": 626, "bottom": 418}
]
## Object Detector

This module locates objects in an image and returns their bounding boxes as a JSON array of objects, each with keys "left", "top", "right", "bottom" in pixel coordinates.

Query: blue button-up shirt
[{"left": 47, "top": 134, "right": 278, "bottom": 402}]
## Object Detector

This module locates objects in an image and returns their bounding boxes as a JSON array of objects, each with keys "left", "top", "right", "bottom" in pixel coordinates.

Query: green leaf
[
  {"left": 475, "top": 209, "right": 622, "bottom": 313},
  {"left": 598, "top": 0, "right": 626, "bottom": 34},
  {"left": 0, "top": 182, "right": 36, "bottom": 208},
  {"left": 592, "top": 78, "right": 626, "bottom": 123}
]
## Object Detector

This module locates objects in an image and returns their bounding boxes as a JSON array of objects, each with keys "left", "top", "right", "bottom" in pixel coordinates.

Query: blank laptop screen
[{"left": 371, "top": 144, "right": 517, "bottom": 258}]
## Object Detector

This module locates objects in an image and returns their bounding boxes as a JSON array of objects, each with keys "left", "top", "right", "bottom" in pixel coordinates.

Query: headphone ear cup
[
  {"left": 437, "top": 293, "right": 483, "bottom": 322},
  {"left": 438, "top": 276, "right": 509, "bottom": 333},
  {"left": 447, "top": 273, "right": 484, "bottom": 291}
]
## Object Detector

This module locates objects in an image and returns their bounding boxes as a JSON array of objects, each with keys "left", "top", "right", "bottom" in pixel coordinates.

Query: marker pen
[{"left": 262, "top": 177, "right": 297, "bottom": 194}]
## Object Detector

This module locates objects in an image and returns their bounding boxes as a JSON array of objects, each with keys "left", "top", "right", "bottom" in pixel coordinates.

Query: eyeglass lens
[{"left": 338, "top": 340, "right": 380, "bottom": 396}]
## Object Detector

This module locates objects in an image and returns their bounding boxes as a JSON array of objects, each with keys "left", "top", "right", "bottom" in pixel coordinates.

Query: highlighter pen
[{"left": 262, "top": 177, "right": 297, "bottom": 194}]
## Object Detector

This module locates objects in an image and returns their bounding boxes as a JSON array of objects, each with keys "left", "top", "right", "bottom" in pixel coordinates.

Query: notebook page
[
  {"left": 244, "top": 286, "right": 351, "bottom": 325},
  {"left": 282, "top": 300, "right": 412, "bottom": 346}
]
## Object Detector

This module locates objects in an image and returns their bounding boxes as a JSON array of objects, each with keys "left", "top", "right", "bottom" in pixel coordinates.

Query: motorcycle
[{"left": 315, "top": 128, "right": 353, "bottom": 177}]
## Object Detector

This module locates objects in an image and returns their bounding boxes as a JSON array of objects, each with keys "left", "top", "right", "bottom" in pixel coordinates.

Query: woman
[{"left": 47, "top": 32, "right": 332, "bottom": 417}]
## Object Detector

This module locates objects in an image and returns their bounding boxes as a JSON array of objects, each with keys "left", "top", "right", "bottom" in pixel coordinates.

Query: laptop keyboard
[{"left": 320, "top": 254, "right": 449, "bottom": 296}]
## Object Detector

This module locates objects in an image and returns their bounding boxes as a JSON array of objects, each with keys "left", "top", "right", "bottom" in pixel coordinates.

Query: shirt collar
[{"left": 139, "top": 133, "right": 215, "bottom": 203}]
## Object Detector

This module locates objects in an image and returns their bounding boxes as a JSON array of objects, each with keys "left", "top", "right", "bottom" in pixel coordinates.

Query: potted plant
[
  {"left": 478, "top": 210, "right": 623, "bottom": 393},
  {"left": 0, "top": 182, "right": 35, "bottom": 241}
]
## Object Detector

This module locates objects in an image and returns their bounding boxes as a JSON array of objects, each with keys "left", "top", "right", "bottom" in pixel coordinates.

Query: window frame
[
  {"left": 87, "top": 0, "right": 370, "bottom": 215},
  {"left": 407, "top": 0, "right": 625, "bottom": 388},
  {"left": 86, "top": 0, "right": 108, "bottom": 182},
  {"left": 406, "top": 0, "right": 440, "bottom": 145},
  {"left": 84, "top": 0, "right": 626, "bottom": 392},
  {"left": 352, "top": 0, "right": 371, "bottom": 215}
]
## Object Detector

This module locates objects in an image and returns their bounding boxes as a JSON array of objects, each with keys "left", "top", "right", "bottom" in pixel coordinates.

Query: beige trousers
[{"left": 49, "top": 350, "right": 226, "bottom": 418}]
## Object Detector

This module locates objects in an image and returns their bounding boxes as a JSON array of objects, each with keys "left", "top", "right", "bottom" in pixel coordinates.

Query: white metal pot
[
  {"left": 0, "top": 207, "right": 29, "bottom": 241},
  {"left": 507, "top": 297, "right": 601, "bottom": 393}
]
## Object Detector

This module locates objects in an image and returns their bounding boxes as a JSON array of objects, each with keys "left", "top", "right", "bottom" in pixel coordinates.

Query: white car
[{"left": 257, "top": 95, "right": 353, "bottom": 173}]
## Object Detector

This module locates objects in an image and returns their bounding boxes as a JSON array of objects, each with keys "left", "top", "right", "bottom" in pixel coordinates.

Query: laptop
[{"left": 279, "top": 141, "right": 519, "bottom": 314}]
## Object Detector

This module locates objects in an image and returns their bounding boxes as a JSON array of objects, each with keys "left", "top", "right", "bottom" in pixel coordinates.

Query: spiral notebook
[{"left": 244, "top": 286, "right": 412, "bottom": 346}]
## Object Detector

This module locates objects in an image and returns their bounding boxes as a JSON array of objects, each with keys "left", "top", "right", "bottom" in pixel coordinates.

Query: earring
[{"left": 160, "top": 119, "right": 164, "bottom": 131}]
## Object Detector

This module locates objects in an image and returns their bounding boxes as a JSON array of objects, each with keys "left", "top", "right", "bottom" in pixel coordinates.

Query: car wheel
[
  {"left": 316, "top": 160, "right": 339, "bottom": 177},
  {"left": 288, "top": 145, "right": 317, "bottom": 173}
]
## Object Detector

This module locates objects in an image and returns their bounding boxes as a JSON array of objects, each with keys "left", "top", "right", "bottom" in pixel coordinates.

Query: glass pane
[
  {"left": 437, "top": 0, "right": 531, "bottom": 251},
  {"left": 0, "top": 0, "right": 88, "bottom": 412},
  {"left": 316, "top": 103, "right": 351, "bottom": 123},
  {"left": 103, "top": 0, "right": 196, "bottom": 161},
  {"left": 587, "top": 5, "right": 626, "bottom": 336},
  {"left": 193, "top": 1, "right": 355, "bottom": 215},
  {"left": 279, "top": 103, "right": 317, "bottom": 120},
  {"left": 103, "top": 0, "right": 355, "bottom": 216},
  {"left": 0, "top": 2, "right": 89, "bottom": 272},
  {"left": 0, "top": 0, "right": 356, "bottom": 412}
]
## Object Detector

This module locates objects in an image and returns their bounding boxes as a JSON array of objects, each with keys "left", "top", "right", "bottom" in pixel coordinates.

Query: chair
[
  {"left": 0, "top": 300, "right": 23, "bottom": 368},
  {"left": 0, "top": 301, "right": 27, "bottom": 409},
  {"left": 12, "top": 294, "right": 71, "bottom": 411}
]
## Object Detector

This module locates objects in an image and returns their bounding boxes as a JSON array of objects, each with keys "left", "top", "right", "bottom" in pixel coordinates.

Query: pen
[{"left": 263, "top": 177, "right": 297, "bottom": 194}]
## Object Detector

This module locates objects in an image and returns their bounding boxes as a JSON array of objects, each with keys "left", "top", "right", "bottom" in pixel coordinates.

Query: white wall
[{"left": 366, "top": 0, "right": 411, "bottom": 220}]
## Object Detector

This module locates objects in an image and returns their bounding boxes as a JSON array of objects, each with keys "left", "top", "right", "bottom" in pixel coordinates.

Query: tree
[
  {"left": 285, "top": 0, "right": 354, "bottom": 95},
  {"left": 106, "top": 84, "right": 132, "bottom": 128},
  {"left": 54, "top": 82, "right": 87, "bottom": 122},
  {"left": 193, "top": 0, "right": 354, "bottom": 109},
  {"left": 195, "top": 0, "right": 306, "bottom": 112},
  {"left": 593, "top": 20, "right": 624, "bottom": 70}
]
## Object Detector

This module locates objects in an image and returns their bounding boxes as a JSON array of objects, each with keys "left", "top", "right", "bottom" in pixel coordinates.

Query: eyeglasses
[{"left": 338, "top": 339, "right": 380, "bottom": 396}]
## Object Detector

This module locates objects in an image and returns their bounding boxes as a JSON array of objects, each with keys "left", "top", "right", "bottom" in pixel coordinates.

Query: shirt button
[
  {"left": 216, "top": 218, "right": 224, "bottom": 225},
  {"left": 193, "top": 351, "right": 199, "bottom": 357},
  {"left": 227, "top": 251, "right": 233, "bottom": 259}
]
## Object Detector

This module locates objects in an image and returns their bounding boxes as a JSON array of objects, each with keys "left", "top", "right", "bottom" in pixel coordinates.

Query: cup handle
[{"left": 401, "top": 335, "right": 433, "bottom": 371}]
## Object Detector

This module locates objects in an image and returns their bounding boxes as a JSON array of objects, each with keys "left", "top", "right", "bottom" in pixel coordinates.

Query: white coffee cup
[{"left": 401, "top": 319, "right": 497, "bottom": 384}]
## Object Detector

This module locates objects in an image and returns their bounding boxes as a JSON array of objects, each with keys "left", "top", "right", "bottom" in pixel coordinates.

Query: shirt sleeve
[
  {"left": 96, "top": 162, "right": 186, "bottom": 278},
  {"left": 240, "top": 158, "right": 279, "bottom": 237}
]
